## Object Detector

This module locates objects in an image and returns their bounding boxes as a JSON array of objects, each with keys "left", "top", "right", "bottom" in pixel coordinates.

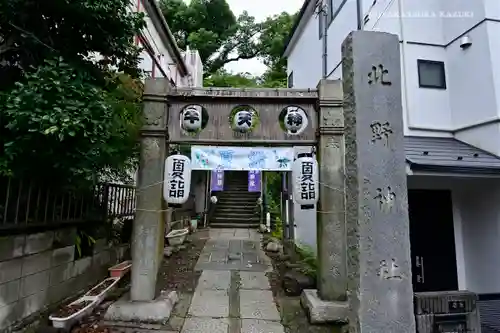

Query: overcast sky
[{"left": 183, "top": 0, "right": 304, "bottom": 75}]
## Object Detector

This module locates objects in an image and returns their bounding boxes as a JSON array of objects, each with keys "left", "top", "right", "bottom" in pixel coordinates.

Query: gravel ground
[
  {"left": 68, "top": 230, "right": 208, "bottom": 333},
  {"left": 267, "top": 253, "right": 344, "bottom": 333},
  {"left": 157, "top": 229, "right": 208, "bottom": 293}
]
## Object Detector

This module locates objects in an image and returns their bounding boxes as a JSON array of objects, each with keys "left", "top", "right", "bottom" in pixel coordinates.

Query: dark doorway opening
[{"left": 409, "top": 189, "right": 459, "bottom": 293}]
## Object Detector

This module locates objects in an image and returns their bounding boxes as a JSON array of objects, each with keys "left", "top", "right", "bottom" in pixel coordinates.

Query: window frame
[
  {"left": 327, "top": 0, "right": 334, "bottom": 25},
  {"left": 417, "top": 59, "right": 447, "bottom": 89}
]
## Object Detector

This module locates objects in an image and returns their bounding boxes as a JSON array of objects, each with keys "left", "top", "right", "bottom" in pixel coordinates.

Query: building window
[
  {"left": 288, "top": 72, "right": 294, "bottom": 88},
  {"left": 327, "top": 0, "right": 334, "bottom": 25},
  {"left": 417, "top": 60, "right": 446, "bottom": 89},
  {"left": 327, "top": 0, "right": 344, "bottom": 26}
]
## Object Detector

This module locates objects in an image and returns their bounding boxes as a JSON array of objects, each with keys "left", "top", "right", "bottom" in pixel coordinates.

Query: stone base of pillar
[
  {"left": 104, "top": 291, "right": 178, "bottom": 323},
  {"left": 300, "top": 289, "right": 349, "bottom": 325}
]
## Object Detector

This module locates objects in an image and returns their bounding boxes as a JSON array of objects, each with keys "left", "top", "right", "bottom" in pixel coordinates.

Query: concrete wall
[
  {"left": 286, "top": 7, "right": 322, "bottom": 89},
  {"left": 0, "top": 229, "right": 128, "bottom": 331},
  {"left": 454, "top": 179, "right": 500, "bottom": 294},
  {"left": 286, "top": 0, "right": 500, "bottom": 152}
]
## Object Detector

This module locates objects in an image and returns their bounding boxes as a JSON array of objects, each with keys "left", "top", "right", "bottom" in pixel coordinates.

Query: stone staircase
[{"left": 210, "top": 171, "right": 261, "bottom": 229}]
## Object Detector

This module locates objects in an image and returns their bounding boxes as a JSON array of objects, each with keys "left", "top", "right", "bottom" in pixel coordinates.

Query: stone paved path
[{"left": 181, "top": 228, "right": 284, "bottom": 333}]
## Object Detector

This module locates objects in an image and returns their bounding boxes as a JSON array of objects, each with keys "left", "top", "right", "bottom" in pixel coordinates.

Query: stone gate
[{"left": 131, "top": 31, "right": 416, "bottom": 332}]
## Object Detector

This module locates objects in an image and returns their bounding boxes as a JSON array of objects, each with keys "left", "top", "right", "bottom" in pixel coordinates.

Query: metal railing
[
  {"left": 0, "top": 177, "right": 136, "bottom": 234},
  {"left": 100, "top": 183, "right": 136, "bottom": 220}
]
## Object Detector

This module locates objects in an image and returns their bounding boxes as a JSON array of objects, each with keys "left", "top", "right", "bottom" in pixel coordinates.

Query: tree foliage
[
  {"left": 203, "top": 69, "right": 258, "bottom": 88},
  {"left": 0, "top": 0, "right": 145, "bottom": 186},
  {"left": 160, "top": 0, "right": 296, "bottom": 87}
]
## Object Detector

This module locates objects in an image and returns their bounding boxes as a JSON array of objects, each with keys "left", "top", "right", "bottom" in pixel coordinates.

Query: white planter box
[
  {"left": 82, "top": 277, "right": 120, "bottom": 302},
  {"left": 166, "top": 228, "right": 189, "bottom": 246},
  {"left": 49, "top": 298, "right": 98, "bottom": 331}
]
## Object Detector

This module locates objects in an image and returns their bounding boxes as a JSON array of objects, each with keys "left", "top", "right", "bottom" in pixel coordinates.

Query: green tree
[
  {"left": 0, "top": 0, "right": 144, "bottom": 89},
  {"left": 259, "top": 12, "right": 297, "bottom": 87},
  {"left": 160, "top": 0, "right": 296, "bottom": 85},
  {"left": 0, "top": 0, "right": 145, "bottom": 185},
  {"left": 203, "top": 69, "right": 258, "bottom": 88}
]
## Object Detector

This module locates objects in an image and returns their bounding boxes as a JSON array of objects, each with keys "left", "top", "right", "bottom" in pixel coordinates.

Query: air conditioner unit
[{"left": 414, "top": 291, "right": 481, "bottom": 333}]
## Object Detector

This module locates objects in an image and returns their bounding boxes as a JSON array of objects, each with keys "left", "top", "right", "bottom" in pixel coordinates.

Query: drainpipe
[
  {"left": 356, "top": 0, "right": 363, "bottom": 30},
  {"left": 397, "top": 0, "right": 410, "bottom": 126},
  {"left": 321, "top": 4, "right": 328, "bottom": 79}
]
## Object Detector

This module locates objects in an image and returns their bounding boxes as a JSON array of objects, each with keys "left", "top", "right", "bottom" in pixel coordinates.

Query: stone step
[
  {"left": 214, "top": 209, "right": 256, "bottom": 215},
  {"left": 216, "top": 206, "right": 258, "bottom": 212},
  {"left": 217, "top": 201, "right": 259, "bottom": 206},
  {"left": 217, "top": 194, "right": 260, "bottom": 199},
  {"left": 217, "top": 200, "right": 259, "bottom": 205},
  {"left": 218, "top": 190, "right": 260, "bottom": 194},
  {"left": 213, "top": 212, "right": 259, "bottom": 219},
  {"left": 211, "top": 216, "right": 260, "bottom": 224},
  {"left": 215, "top": 205, "right": 256, "bottom": 209},
  {"left": 215, "top": 207, "right": 257, "bottom": 212},
  {"left": 209, "top": 222, "right": 260, "bottom": 229},
  {"left": 216, "top": 203, "right": 257, "bottom": 208}
]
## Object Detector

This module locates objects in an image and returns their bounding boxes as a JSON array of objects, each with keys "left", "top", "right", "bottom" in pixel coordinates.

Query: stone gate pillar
[
  {"left": 130, "top": 79, "right": 169, "bottom": 301},
  {"left": 316, "top": 80, "right": 347, "bottom": 302},
  {"left": 341, "top": 31, "right": 415, "bottom": 332}
]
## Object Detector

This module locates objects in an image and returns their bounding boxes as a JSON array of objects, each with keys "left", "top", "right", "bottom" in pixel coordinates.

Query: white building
[
  {"left": 284, "top": 0, "right": 500, "bottom": 326},
  {"left": 134, "top": 0, "right": 203, "bottom": 87},
  {"left": 128, "top": 0, "right": 204, "bottom": 191}
]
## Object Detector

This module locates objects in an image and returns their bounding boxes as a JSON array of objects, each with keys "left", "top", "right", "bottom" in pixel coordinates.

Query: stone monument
[{"left": 302, "top": 31, "right": 416, "bottom": 332}]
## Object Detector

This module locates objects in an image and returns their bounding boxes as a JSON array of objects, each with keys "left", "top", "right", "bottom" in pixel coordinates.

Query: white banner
[{"left": 191, "top": 146, "right": 294, "bottom": 171}]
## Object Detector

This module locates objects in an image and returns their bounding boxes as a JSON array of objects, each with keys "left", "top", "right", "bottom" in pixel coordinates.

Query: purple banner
[
  {"left": 211, "top": 169, "right": 224, "bottom": 191},
  {"left": 248, "top": 171, "right": 261, "bottom": 192}
]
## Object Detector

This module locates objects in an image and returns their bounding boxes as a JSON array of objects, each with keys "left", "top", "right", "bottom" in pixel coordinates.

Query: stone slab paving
[
  {"left": 181, "top": 228, "right": 283, "bottom": 333},
  {"left": 241, "top": 319, "right": 285, "bottom": 333},
  {"left": 197, "top": 270, "right": 231, "bottom": 290},
  {"left": 188, "top": 289, "right": 230, "bottom": 318},
  {"left": 239, "top": 290, "right": 281, "bottom": 321},
  {"left": 182, "top": 318, "right": 230, "bottom": 333},
  {"left": 239, "top": 272, "right": 271, "bottom": 290},
  {"left": 194, "top": 229, "right": 271, "bottom": 272}
]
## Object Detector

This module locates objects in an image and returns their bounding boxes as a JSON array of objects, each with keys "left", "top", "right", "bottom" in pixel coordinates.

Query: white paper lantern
[
  {"left": 164, "top": 154, "right": 192, "bottom": 204},
  {"left": 233, "top": 110, "right": 254, "bottom": 132},
  {"left": 284, "top": 108, "right": 304, "bottom": 133},
  {"left": 292, "top": 156, "right": 319, "bottom": 206},
  {"left": 181, "top": 105, "right": 202, "bottom": 132}
]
